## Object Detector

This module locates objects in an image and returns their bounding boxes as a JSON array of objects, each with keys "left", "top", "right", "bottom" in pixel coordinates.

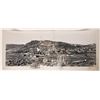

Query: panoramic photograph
[{"left": 2, "top": 29, "right": 99, "bottom": 70}]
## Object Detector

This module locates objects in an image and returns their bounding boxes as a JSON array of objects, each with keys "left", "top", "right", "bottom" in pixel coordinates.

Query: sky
[{"left": 3, "top": 29, "right": 98, "bottom": 45}]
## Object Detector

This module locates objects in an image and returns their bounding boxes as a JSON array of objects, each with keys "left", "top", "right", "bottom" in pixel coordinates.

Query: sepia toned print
[
  {"left": 2, "top": 29, "right": 99, "bottom": 70},
  {"left": 6, "top": 40, "right": 96, "bottom": 67}
]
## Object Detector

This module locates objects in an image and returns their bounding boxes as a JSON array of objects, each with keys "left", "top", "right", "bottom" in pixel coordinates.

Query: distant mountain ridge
[{"left": 6, "top": 40, "right": 96, "bottom": 53}]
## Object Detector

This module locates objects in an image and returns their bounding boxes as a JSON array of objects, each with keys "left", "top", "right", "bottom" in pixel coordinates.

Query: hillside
[{"left": 6, "top": 40, "right": 96, "bottom": 67}]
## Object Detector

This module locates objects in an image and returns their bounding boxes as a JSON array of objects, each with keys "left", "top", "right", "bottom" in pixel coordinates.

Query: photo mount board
[{"left": 2, "top": 29, "right": 99, "bottom": 70}]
